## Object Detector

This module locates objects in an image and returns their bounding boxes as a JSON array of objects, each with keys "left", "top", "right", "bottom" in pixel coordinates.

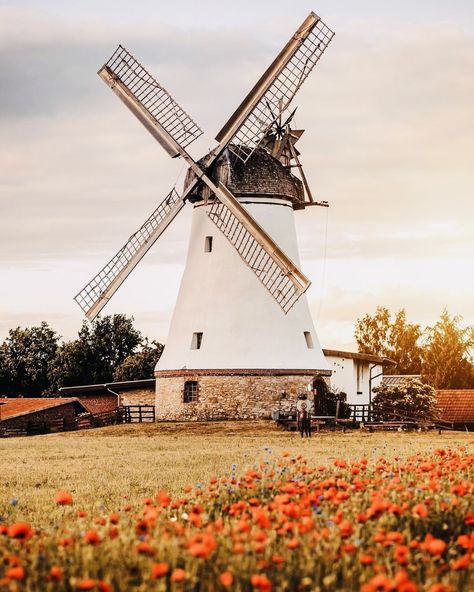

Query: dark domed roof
[{"left": 184, "top": 147, "right": 304, "bottom": 205}]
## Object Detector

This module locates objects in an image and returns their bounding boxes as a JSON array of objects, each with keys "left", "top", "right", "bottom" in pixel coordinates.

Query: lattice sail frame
[
  {"left": 74, "top": 189, "right": 182, "bottom": 316},
  {"left": 207, "top": 201, "right": 304, "bottom": 313},
  {"left": 226, "top": 19, "right": 334, "bottom": 162},
  {"left": 105, "top": 45, "right": 203, "bottom": 150}
]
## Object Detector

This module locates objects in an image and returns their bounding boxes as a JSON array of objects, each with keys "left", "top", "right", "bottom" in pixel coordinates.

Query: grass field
[
  {"left": 1, "top": 422, "right": 472, "bottom": 527},
  {"left": 1, "top": 423, "right": 473, "bottom": 590}
]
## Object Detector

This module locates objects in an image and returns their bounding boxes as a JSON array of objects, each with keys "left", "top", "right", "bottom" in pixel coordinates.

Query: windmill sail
[
  {"left": 99, "top": 45, "right": 203, "bottom": 157},
  {"left": 215, "top": 13, "right": 334, "bottom": 162},
  {"left": 74, "top": 189, "right": 184, "bottom": 319},
  {"left": 207, "top": 200, "right": 306, "bottom": 313}
]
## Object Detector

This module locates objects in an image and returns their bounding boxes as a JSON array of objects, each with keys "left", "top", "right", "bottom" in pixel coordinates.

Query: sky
[{"left": 0, "top": 0, "right": 473, "bottom": 350}]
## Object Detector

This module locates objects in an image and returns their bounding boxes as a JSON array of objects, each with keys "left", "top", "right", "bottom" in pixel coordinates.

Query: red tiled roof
[
  {"left": 0, "top": 398, "right": 90, "bottom": 421},
  {"left": 436, "top": 390, "right": 474, "bottom": 423}
]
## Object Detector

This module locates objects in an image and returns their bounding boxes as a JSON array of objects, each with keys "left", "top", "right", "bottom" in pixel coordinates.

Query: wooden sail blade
[
  {"left": 99, "top": 45, "right": 203, "bottom": 157},
  {"left": 206, "top": 183, "right": 310, "bottom": 313},
  {"left": 74, "top": 189, "right": 184, "bottom": 320},
  {"left": 215, "top": 13, "right": 334, "bottom": 162}
]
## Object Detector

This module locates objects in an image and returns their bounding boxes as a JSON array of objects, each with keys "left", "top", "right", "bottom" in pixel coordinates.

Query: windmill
[{"left": 75, "top": 12, "right": 335, "bottom": 420}]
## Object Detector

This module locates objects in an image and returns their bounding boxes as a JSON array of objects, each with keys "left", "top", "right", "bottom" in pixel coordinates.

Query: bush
[{"left": 372, "top": 377, "right": 437, "bottom": 422}]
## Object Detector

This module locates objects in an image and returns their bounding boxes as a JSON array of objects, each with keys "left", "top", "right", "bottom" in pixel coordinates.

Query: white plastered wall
[{"left": 156, "top": 197, "right": 329, "bottom": 372}]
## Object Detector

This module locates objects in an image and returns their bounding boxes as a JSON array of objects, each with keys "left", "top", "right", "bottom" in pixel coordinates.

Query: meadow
[{"left": 0, "top": 423, "right": 473, "bottom": 590}]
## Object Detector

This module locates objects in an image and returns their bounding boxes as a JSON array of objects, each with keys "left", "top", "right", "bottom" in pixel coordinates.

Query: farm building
[
  {"left": 436, "top": 390, "right": 474, "bottom": 431},
  {"left": 0, "top": 398, "right": 90, "bottom": 435},
  {"left": 322, "top": 349, "right": 396, "bottom": 406},
  {"left": 59, "top": 379, "right": 155, "bottom": 411}
]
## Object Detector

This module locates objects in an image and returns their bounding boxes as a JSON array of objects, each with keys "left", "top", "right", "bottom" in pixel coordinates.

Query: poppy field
[{"left": 0, "top": 424, "right": 473, "bottom": 591}]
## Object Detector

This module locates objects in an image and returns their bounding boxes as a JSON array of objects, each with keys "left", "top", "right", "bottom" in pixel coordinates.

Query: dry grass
[{"left": 0, "top": 422, "right": 472, "bottom": 528}]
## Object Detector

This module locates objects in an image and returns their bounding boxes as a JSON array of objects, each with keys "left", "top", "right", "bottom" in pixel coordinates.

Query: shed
[
  {"left": 436, "top": 390, "right": 474, "bottom": 431},
  {"left": 0, "top": 398, "right": 90, "bottom": 434},
  {"left": 59, "top": 379, "right": 155, "bottom": 411}
]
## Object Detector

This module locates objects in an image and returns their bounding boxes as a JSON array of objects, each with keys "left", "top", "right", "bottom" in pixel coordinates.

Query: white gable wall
[{"left": 325, "top": 355, "right": 383, "bottom": 405}]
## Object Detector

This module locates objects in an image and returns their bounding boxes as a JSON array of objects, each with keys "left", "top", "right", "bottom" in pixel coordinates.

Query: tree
[
  {"left": 372, "top": 378, "right": 437, "bottom": 422},
  {"left": 421, "top": 309, "right": 474, "bottom": 389},
  {"left": 355, "top": 307, "right": 422, "bottom": 374},
  {"left": 0, "top": 322, "right": 59, "bottom": 396},
  {"left": 48, "top": 315, "right": 142, "bottom": 392},
  {"left": 113, "top": 340, "right": 164, "bottom": 381}
]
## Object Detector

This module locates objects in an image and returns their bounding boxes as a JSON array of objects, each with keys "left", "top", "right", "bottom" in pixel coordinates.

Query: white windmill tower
[{"left": 75, "top": 12, "right": 335, "bottom": 420}]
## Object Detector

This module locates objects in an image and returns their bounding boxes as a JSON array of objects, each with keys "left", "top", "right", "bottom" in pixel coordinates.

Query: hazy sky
[{"left": 1, "top": 0, "right": 473, "bottom": 350}]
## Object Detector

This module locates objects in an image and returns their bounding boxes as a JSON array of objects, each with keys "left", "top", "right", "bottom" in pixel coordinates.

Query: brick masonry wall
[
  {"left": 75, "top": 394, "right": 118, "bottom": 414},
  {"left": 155, "top": 373, "right": 330, "bottom": 421},
  {"left": 119, "top": 388, "right": 156, "bottom": 407},
  {"left": 1, "top": 404, "right": 78, "bottom": 431}
]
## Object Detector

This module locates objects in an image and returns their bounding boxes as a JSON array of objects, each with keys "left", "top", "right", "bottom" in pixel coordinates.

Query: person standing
[{"left": 296, "top": 394, "right": 312, "bottom": 438}]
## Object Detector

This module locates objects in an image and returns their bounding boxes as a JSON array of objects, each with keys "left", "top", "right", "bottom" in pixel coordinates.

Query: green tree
[
  {"left": 113, "top": 340, "right": 164, "bottom": 381},
  {"left": 0, "top": 322, "right": 59, "bottom": 396},
  {"left": 421, "top": 309, "right": 474, "bottom": 389},
  {"left": 48, "top": 315, "right": 142, "bottom": 392},
  {"left": 355, "top": 307, "right": 422, "bottom": 374},
  {"left": 372, "top": 378, "right": 437, "bottom": 422}
]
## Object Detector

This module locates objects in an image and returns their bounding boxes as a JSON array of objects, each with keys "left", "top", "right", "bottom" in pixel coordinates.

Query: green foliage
[
  {"left": 113, "top": 340, "right": 164, "bottom": 381},
  {"left": 372, "top": 377, "right": 437, "bottom": 421},
  {"left": 48, "top": 315, "right": 142, "bottom": 392},
  {"left": 0, "top": 322, "right": 59, "bottom": 396},
  {"left": 422, "top": 309, "right": 474, "bottom": 389},
  {"left": 355, "top": 307, "right": 423, "bottom": 375},
  {"left": 356, "top": 307, "right": 474, "bottom": 387}
]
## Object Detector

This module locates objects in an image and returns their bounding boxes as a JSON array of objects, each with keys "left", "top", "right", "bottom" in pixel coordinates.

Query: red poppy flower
[
  {"left": 83, "top": 530, "right": 101, "bottom": 545},
  {"left": 76, "top": 579, "right": 97, "bottom": 590},
  {"left": 171, "top": 568, "right": 186, "bottom": 582},
  {"left": 6, "top": 566, "right": 25, "bottom": 581},
  {"left": 7, "top": 523, "right": 33, "bottom": 541},
  {"left": 250, "top": 574, "right": 272, "bottom": 591},
  {"left": 219, "top": 571, "right": 233, "bottom": 587},
  {"left": 151, "top": 563, "right": 169, "bottom": 579},
  {"left": 48, "top": 566, "right": 62, "bottom": 582},
  {"left": 55, "top": 490, "right": 73, "bottom": 505}
]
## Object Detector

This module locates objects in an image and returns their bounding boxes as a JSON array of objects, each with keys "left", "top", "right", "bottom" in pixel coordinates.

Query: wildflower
[
  {"left": 156, "top": 490, "right": 171, "bottom": 507},
  {"left": 451, "top": 553, "right": 471, "bottom": 570},
  {"left": 6, "top": 566, "right": 25, "bottom": 581},
  {"left": 47, "top": 566, "right": 62, "bottom": 582},
  {"left": 171, "top": 568, "right": 186, "bottom": 582},
  {"left": 426, "top": 538, "right": 447, "bottom": 556},
  {"left": 394, "top": 545, "right": 409, "bottom": 566},
  {"left": 219, "top": 571, "right": 233, "bottom": 587},
  {"left": 412, "top": 503, "right": 428, "bottom": 518},
  {"left": 136, "top": 541, "right": 156, "bottom": 556},
  {"left": 339, "top": 520, "right": 353, "bottom": 539},
  {"left": 83, "top": 529, "right": 101, "bottom": 545},
  {"left": 359, "top": 554, "right": 375, "bottom": 565},
  {"left": 7, "top": 522, "right": 33, "bottom": 541},
  {"left": 465, "top": 512, "right": 474, "bottom": 525},
  {"left": 151, "top": 563, "right": 169, "bottom": 578},
  {"left": 77, "top": 510, "right": 88, "bottom": 518},
  {"left": 251, "top": 574, "right": 272, "bottom": 591},
  {"left": 76, "top": 579, "right": 97, "bottom": 590},
  {"left": 55, "top": 490, "right": 73, "bottom": 505},
  {"left": 109, "top": 512, "right": 119, "bottom": 524}
]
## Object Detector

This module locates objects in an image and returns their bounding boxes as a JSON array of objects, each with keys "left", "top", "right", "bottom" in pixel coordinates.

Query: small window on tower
[
  {"left": 304, "top": 331, "right": 314, "bottom": 349},
  {"left": 191, "top": 332, "right": 203, "bottom": 350},
  {"left": 204, "top": 236, "right": 213, "bottom": 252},
  {"left": 183, "top": 380, "right": 198, "bottom": 403}
]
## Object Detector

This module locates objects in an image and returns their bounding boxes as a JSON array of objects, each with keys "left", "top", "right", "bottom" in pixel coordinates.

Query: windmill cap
[{"left": 184, "top": 147, "right": 304, "bottom": 205}]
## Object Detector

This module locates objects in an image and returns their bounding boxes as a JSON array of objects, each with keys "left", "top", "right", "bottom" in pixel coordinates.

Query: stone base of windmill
[{"left": 154, "top": 370, "right": 331, "bottom": 421}]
